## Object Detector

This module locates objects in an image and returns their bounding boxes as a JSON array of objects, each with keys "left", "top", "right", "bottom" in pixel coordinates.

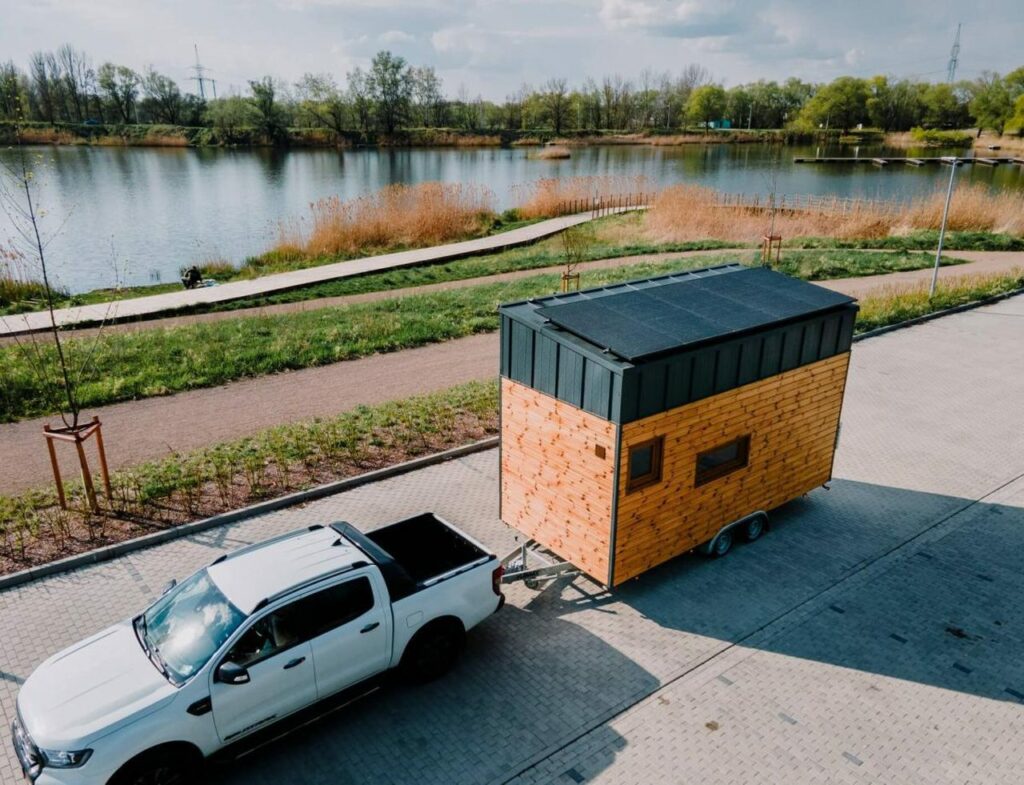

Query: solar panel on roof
[{"left": 534, "top": 267, "right": 855, "bottom": 362}]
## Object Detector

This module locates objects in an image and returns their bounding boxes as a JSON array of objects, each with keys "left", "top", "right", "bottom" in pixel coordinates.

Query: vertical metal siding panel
[
  {"left": 583, "top": 362, "right": 612, "bottom": 418},
  {"left": 780, "top": 324, "right": 804, "bottom": 372},
  {"left": 533, "top": 334, "right": 559, "bottom": 396},
  {"left": 714, "top": 342, "right": 741, "bottom": 394},
  {"left": 690, "top": 348, "right": 715, "bottom": 401},
  {"left": 800, "top": 319, "right": 824, "bottom": 366},
  {"left": 665, "top": 355, "right": 692, "bottom": 409},
  {"left": 509, "top": 321, "right": 534, "bottom": 385},
  {"left": 638, "top": 363, "right": 667, "bottom": 418},
  {"left": 759, "top": 329, "right": 783, "bottom": 378},
  {"left": 837, "top": 309, "right": 856, "bottom": 352},
  {"left": 499, "top": 316, "right": 511, "bottom": 377},
  {"left": 619, "top": 370, "right": 639, "bottom": 423},
  {"left": 610, "top": 372, "right": 623, "bottom": 423},
  {"left": 557, "top": 348, "right": 584, "bottom": 408},
  {"left": 819, "top": 314, "right": 840, "bottom": 360},
  {"left": 737, "top": 336, "right": 762, "bottom": 386}
]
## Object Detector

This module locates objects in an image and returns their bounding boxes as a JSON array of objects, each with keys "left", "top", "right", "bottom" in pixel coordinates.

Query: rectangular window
[
  {"left": 627, "top": 436, "right": 663, "bottom": 492},
  {"left": 695, "top": 435, "right": 750, "bottom": 487}
]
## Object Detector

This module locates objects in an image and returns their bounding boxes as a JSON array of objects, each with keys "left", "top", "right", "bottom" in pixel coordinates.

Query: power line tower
[
  {"left": 190, "top": 44, "right": 217, "bottom": 100},
  {"left": 946, "top": 23, "right": 961, "bottom": 83}
]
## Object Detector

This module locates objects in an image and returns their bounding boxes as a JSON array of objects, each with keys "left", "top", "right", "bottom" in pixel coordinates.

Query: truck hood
[{"left": 18, "top": 621, "right": 177, "bottom": 749}]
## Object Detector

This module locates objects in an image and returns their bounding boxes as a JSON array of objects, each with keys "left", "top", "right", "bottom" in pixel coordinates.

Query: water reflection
[{"left": 0, "top": 143, "right": 1019, "bottom": 293}]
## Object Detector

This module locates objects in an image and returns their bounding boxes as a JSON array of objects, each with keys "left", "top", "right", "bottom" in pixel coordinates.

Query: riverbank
[{"left": 1, "top": 121, "right": 870, "bottom": 149}]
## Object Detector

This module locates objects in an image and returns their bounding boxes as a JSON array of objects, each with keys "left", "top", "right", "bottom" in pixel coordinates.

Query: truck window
[{"left": 225, "top": 578, "right": 376, "bottom": 668}]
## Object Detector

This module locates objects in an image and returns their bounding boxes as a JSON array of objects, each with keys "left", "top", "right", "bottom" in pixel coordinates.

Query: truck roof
[{"left": 207, "top": 526, "right": 367, "bottom": 614}]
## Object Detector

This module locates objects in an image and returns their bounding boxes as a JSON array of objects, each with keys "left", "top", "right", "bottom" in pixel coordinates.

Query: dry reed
[
  {"left": 278, "top": 182, "right": 495, "bottom": 258},
  {"left": 646, "top": 183, "right": 1024, "bottom": 244},
  {"left": 515, "top": 175, "right": 652, "bottom": 218},
  {"left": 535, "top": 145, "right": 571, "bottom": 160}
]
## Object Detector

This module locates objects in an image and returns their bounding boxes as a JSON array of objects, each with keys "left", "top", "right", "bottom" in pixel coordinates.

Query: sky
[{"left": 1, "top": 0, "right": 1021, "bottom": 100}]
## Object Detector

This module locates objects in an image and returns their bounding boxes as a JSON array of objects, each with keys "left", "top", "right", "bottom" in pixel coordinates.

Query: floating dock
[{"left": 794, "top": 156, "right": 1021, "bottom": 166}]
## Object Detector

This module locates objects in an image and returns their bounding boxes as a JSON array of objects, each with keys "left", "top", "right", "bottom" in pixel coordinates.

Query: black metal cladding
[{"left": 499, "top": 265, "right": 857, "bottom": 424}]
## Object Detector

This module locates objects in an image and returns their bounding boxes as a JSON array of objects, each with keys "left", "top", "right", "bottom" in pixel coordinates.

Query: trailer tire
[
  {"left": 401, "top": 619, "right": 465, "bottom": 683},
  {"left": 744, "top": 515, "right": 765, "bottom": 542},
  {"left": 708, "top": 529, "right": 733, "bottom": 558}
]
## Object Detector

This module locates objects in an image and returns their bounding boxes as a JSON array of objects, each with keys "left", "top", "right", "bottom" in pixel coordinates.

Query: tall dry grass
[
  {"left": 646, "top": 183, "right": 1024, "bottom": 244},
  {"left": 277, "top": 182, "right": 496, "bottom": 258},
  {"left": 515, "top": 175, "right": 652, "bottom": 218}
]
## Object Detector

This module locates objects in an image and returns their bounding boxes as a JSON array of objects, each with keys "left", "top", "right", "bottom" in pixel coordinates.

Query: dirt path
[{"left": 3, "top": 250, "right": 1021, "bottom": 496}]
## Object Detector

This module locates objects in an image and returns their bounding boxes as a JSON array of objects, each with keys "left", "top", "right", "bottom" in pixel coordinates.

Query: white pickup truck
[{"left": 12, "top": 514, "right": 505, "bottom": 785}]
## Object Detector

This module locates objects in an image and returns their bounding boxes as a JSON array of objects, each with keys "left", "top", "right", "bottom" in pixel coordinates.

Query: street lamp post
[{"left": 930, "top": 157, "right": 959, "bottom": 299}]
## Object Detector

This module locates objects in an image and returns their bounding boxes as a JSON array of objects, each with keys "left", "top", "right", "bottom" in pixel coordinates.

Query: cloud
[
  {"left": 379, "top": 29, "right": 415, "bottom": 43},
  {"left": 599, "top": 0, "right": 748, "bottom": 38}
]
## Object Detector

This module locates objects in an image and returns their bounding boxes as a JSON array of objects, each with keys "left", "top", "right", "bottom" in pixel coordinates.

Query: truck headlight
[{"left": 41, "top": 748, "right": 93, "bottom": 768}]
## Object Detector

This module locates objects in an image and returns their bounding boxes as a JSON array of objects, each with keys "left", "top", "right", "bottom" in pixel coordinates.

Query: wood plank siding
[
  {"left": 613, "top": 353, "right": 850, "bottom": 585},
  {"left": 501, "top": 378, "right": 617, "bottom": 583}
]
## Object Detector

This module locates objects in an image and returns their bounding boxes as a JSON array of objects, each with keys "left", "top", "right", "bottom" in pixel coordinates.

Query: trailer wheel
[
  {"left": 743, "top": 515, "right": 765, "bottom": 542},
  {"left": 708, "top": 529, "right": 733, "bottom": 558}
]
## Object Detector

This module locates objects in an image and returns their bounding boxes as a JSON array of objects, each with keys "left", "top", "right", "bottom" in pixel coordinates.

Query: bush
[{"left": 909, "top": 128, "right": 973, "bottom": 146}]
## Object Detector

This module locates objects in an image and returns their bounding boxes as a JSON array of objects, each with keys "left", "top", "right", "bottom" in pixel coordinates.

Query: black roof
[{"left": 533, "top": 266, "right": 855, "bottom": 362}]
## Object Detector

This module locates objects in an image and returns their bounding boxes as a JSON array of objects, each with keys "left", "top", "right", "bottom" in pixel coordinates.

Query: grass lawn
[{"left": 0, "top": 249, "right": 979, "bottom": 421}]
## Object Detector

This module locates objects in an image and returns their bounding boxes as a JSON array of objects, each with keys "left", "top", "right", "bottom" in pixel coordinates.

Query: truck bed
[{"left": 364, "top": 513, "right": 488, "bottom": 585}]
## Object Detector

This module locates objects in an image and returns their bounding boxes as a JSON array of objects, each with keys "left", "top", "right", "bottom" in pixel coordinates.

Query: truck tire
[
  {"left": 401, "top": 620, "right": 465, "bottom": 683},
  {"left": 108, "top": 744, "right": 203, "bottom": 785}
]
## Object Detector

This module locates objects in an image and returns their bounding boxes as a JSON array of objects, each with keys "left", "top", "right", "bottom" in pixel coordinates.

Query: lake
[{"left": 2, "top": 143, "right": 1021, "bottom": 293}]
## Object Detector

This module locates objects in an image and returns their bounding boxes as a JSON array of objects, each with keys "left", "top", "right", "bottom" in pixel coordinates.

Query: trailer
[{"left": 498, "top": 263, "right": 858, "bottom": 588}]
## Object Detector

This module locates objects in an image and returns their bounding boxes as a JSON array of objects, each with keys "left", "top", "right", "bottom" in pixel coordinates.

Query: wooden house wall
[
  {"left": 612, "top": 353, "right": 851, "bottom": 585},
  {"left": 500, "top": 378, "right": 617, "bottom": 584}
]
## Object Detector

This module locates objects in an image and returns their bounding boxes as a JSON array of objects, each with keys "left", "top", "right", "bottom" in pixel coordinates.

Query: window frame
[
  {"left": 694, "top": 434, "right": 751, "bottom": 487},
  {"left": 626, "top": 436, "right": 664, "bottom": 493}
]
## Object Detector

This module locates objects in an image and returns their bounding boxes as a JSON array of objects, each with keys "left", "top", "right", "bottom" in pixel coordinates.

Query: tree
[
  {"left": 205, "top": 96, "right": 257, "bottom": 142},
  {"left": 1010, "top": 94, "right": 1024, "bottom": 136},
  {"left": 0, "top": 61, "right": 24, "bottom": 120},
  {"left": 411, "top": 66, "right": 443, "bottom": 127},
  {"left": 295, "top": 73, "right": 348, "bottom": 135},
  {"left": 541, "top": 78, "right": 570, "bottom": 134},
  {"left": 97, "top": 63, "right": 140, "bottom": 123},
  {"left": 921, "top": 82, "right": 969, "bottom": 128},
  {"left": 367, "top": 50, "right": 412, "bottom": 134},
  {"left": 248, "top": 77, "right": 288, "bottom": 142},
  {"left": 866, "top": 76, "right": 924, "bottom": 131},
  {"left": 797, "top": 76, "right": 869, "bottom": 133},
  {"left": 686, "top": 84, "right": 727, "bottom": 129},
  {"left": 347, "top": 67, "right": 374, "bottom": 134},
  {"left": 56, "top": 45, "right": 92, "bottom": 122},
  {"left": 141, "top": 68, "right": 185, "bottom": 124}
]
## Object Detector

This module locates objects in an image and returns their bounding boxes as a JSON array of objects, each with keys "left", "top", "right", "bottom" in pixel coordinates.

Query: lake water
[{"left": 2, "top": 143, "right": 1021, "bottom": 293}]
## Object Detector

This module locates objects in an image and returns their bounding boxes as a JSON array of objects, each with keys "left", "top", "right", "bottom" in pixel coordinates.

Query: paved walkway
[
  {"left": 0, "top": 210, "right": 637, "bottom": 337},
  {"left": 2, "top": 254, "right": 1022, "bottom": 495},
  {"left": 1, "top": 297, "right": 1022, "bottom": 785}
]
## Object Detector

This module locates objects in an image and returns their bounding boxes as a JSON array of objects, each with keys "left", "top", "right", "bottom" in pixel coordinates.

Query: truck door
[
  {"left": 210, "top": 602, "right": 318, "bottom": 743},
  {"left": 304, "top": 574, "right": 391, "bottom": 698}
]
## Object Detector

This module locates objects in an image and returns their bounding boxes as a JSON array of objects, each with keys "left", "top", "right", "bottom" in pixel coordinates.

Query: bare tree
[{"left": 542, "top": 78, "right": 570, "bottom": 134}]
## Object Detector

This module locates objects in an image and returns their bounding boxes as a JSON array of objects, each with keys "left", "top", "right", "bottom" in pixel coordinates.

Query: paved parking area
[{"left": 1, "top": 294, "right": 1022, "bottom": 784}]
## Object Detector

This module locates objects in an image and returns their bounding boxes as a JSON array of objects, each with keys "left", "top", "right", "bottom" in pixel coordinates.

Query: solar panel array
[{"left": 535, "top": 267, "right": 855, "bottom": 362}]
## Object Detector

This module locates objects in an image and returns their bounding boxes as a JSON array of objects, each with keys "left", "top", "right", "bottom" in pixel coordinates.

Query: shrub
[{"left": 909, "top": 128, "right": 973, "bottom": 147}]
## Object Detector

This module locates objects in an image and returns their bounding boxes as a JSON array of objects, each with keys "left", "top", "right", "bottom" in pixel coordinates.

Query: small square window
[
  {"left": 695, "top": 435, "right": 750, "bottom": 487},
  {"left": 627, "top": 436, "right": 663, "bottom": 492}
]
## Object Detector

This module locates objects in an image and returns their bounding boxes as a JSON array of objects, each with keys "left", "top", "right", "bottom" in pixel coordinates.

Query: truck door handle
[
  {"left": 283, "top": 656, "right": 306, "bottom": 670},
  {"left": 360, "top": 622, "right": 380, "bottom": 634}
]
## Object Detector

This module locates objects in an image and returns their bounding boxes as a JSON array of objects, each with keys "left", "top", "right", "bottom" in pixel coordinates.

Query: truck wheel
[
  {"left": 744, "top": 515, "right": 765, "bottom": 542},
  {"left": 708, "top": 529, "right": 734, "bottom": 558},
  {"left": 401, "top": 621, "right": 465, "bottom": 683},
  {"left": 109, "top": 745, "right": 203, "bottom": 785}
]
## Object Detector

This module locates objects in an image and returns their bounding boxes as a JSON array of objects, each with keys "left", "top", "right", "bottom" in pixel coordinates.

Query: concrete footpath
[{"left": 0, "top": 295, "right": 1022, "bottom": 784}]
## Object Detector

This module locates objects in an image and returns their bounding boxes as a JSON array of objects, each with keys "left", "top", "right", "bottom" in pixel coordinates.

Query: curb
[
  {"left": 0, "top": 436, "right": 499, "bottom": 592},
  {"left": 852, "top": 286, "right": 1024, "bottom": 342}
]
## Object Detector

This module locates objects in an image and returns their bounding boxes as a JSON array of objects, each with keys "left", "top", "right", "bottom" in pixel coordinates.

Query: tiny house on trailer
[{"left": 498, "top": 264, "right": 858, "bottom": 588}]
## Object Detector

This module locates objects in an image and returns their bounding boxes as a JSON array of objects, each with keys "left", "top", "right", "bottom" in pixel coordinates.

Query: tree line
[{"left": 1, "top": 45, "right": 1022, "bottom": 139}]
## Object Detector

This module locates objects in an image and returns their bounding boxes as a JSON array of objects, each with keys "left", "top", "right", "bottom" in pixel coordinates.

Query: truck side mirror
[
  {"left": 161, "top": 579, "right": 177, "bottom": 596},
  {"left": 216, "top": 661, "right": 250, "bottom": 685}
]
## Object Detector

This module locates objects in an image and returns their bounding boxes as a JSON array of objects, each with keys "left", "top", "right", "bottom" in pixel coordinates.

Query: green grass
[
  {"left": 855, "top": 271, "right": 1024, "bottom": 333},
  {"left": 774, "top": 249, "right": 966, "bottom": 280},
  {"left": 0, "top": 249, "right": 975, "bottom": 421},
  {"left": 787, "top": 231, "right": 1024, "bottom": 253}
]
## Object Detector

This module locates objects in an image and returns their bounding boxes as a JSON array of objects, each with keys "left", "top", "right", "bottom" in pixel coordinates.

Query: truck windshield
[{"left": 140, "top": 569, "right": 245, "bottom": 684}]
